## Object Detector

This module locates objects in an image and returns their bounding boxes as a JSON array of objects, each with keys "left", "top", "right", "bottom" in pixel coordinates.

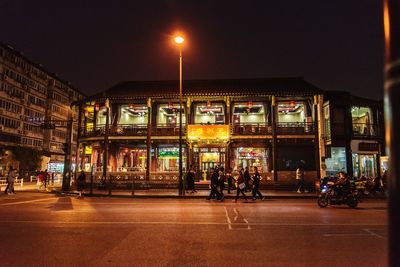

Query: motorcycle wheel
[
  {"left": 347, "top": 196, "right": 358, "bottom": 208},
  {"left": 318, "top": 196, "right": 328, "bottom": 208}
]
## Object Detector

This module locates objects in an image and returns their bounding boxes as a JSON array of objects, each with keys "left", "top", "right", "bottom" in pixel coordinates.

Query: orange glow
[
  {"left": 383, "top": 0, "right": 390, "bottom": 60},
  {"left": 174, "top": 36, "right": 184, "bottom": 44},
  {"left": 187, "top": 125, "right": 230, "bottom": 140}
]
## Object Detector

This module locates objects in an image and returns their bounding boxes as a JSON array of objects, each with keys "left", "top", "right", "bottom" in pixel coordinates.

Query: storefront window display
[
  {"left": 117, "top": 148, "right": 147, "bottom": 172},
  {"left": 157, "top": 104, "right": 186, "bottom": 126},
  {"left": 193, "top": 102, "right": 225, "bottom": 124},
  {"left": 119, "top": 105, "right": 148, "bottom": 125},
  {"left": 352, "top": 153, "right": 377, "bottom": 178},
  {"left": 234, "top": 147, "right": 268, "bottom": 173},
  {"left": 277, "top": 101, "right": 306, "bottom": 123},
  {"left": 232, "top": 102, "right": 266, "bottom": 124},
  {"left": 324, "top": 147, "right": 347, "bottom": 177},
  {"left": 351, "top": 106, "right": 374, "bottom": 136},
  {"left": 156, "top": 147, "right": 185, "bottom": 172}
]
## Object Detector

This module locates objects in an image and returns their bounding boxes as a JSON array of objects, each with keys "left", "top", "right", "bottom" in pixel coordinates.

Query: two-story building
[{"left": 74, "top": 78, "right": 325, "bottom": 187}]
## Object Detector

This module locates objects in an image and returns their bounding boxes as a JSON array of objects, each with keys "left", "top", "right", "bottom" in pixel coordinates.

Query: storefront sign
[
  {"left": 187, "top": 125, "right": 229, "bottom": 140},
  {"left": 358, "top": 142, "right": 379, "bottom": 152},
  {"left": 85, "top": 146, "right": 92, "bottom": 155},
  {"left": 158, "top": 149, "right": 179, "bottom": 158}
]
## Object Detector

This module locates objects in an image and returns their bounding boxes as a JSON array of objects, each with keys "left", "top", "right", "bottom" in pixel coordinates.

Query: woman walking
[
  {"left": 252, "top": 166, "right": 265, "bottom": 201},
  {"left": 233, "top": 168, "right": 248, "bottom": 203}
]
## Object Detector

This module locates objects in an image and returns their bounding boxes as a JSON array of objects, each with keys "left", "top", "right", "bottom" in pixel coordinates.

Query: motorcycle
[{"left": 317, "top": 180, "right": 358, "bottom": 208}]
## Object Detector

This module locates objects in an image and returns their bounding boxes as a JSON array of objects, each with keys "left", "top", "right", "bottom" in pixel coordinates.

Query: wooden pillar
[
  {"left": 146, "top": 98, "right": 152, "bottom": 181},
  {"left": 271, "top": 96, "right": 278, "bottom": 182},
  {"left": 314, "top": 95, "right": 321, "bottom": 179}
]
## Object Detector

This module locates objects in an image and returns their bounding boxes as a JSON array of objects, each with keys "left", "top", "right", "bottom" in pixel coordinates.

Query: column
[
  {"left": 146, "top": 98, "right": 152, "bottom": 181},
  {"left": 271, "top": 96, "right": 278, "bottom": 182}
]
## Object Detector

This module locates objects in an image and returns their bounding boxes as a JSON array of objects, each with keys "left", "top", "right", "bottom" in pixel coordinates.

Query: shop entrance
[{"left": 193, "top": 147, "right": 226, "bottom": 181}]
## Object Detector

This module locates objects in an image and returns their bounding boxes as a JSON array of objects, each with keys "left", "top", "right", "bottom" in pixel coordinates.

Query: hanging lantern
[
  {"left": 289, "top": 101, "right": 296, "bottom": 107},
  {"left": 168, "top": 102, "right": 173, "bottom": 109},
  {"left": 84, "top": 110, "right": 89, "bottom": 117},
  {"left": 247, "top": 101, "right": 253, "bottom": 108},
  {"left": 207, "top": 101, "right": 212, "bottom": 107},
  {"left": 95, "top": 104, "right": 100, "bottom": 111}
]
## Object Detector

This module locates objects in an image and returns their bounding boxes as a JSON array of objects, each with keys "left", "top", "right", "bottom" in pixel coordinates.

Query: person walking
[
  {"left": 185, "top": 165, "right": 196, "bottom": 193},
  {"left": 295, "top": 165, "right": 307, "bottom": 193},
  {"left": 233, "top": 168, "right": 248, "bottom": 203},
  {"left": 217, "top": 167, "right": 225, "bottom": 201},
  {"left": 244, "top": 166, "right": 252, "bottom": 192},
  {"left": 6, "top": 167, "right": 16, "bottom": 195},
  {"left": 206, "top": 168, "right": 220, "bottom": 200},
  {"left": 77, "top": 170, "right": 86, "bottom": 198},
  {"left": 3, "top": 166, "right": 12, "bottom": 194},
  {"left": 226, "top": 168, "right": 233, "bottom": 194},
  {"left": 43, "top": 169, "right": 49, "bottom": 190},
  {"left": 252, "top": 167, "right": 265, "bottom": 201}
]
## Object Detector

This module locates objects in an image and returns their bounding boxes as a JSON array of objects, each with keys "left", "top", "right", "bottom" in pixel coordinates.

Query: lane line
[
  {"left": 223, "top": 206, "right": 232, "bottom": 230},
  {"left": 364, "top": 228, "right": 387, "bottom": 240},
  {"left": 0, "top": 197, "right": 62, "bottom": 206},
  {"left": 0, "top": 220, "right": 387, "bottom": 226}
]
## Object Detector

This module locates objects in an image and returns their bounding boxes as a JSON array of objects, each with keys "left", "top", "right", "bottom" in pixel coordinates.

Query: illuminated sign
[
  {"left": 199, "top": 107, "right": 222, "bottom": 113},
  {"left": 187, "top": 125, "right": 229, "bottom": 140},
  {"left": 158, "top": 149, "right": 179, "bottom": 158},
  {"left": 85, "top": 146, "right": 92, "bottom": 155}
]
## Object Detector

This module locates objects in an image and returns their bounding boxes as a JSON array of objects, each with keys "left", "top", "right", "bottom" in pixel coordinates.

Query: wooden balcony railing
[
  {"left": 276, "top": 122, "right": 315, "bottom": 134},
  {"left": 352, "top": 123, "right": 380, "bottom": 138},
  {"left": 232, "top": 123, "right": 272, "bottom": 135}
]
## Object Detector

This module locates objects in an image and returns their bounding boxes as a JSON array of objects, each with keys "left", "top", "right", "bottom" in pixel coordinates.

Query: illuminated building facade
[
  {"left": 75, "top": 78, "right": 326, "bottom": 186},
  {"left": 0, "top": 43, "right": 85, "bottom": 174}
]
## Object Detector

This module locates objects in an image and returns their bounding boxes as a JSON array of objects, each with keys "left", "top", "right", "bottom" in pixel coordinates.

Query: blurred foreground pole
[{"left": 383, "top": 1, "right": 400, "bottom": 266}]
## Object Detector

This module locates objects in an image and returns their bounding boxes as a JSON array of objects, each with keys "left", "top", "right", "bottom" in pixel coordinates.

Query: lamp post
[{"left": 174, "top": 35, "right": 184, "bottom": 196}]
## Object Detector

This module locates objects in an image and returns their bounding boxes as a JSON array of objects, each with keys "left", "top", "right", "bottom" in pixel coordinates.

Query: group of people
[
  {"left": 205, "top": 166, "right": 265, "bottom": 202},
  {"left": 3, "top": 166, "right": 17, "bottom": 195}
]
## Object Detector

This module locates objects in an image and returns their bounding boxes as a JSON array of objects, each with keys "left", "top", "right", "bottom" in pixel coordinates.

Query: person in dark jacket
[
  {"left": 244, "top": 166, "right": 251, "bottom": 192},
  {"left": 217, "top": 167, "right": 225, "bottom": 201},
  {"left": 226, "top": 168, "right": 234, "bottom": 194},
  {"left": 206, "top": 168, "right": 220, "bottom": 200},
  {"left": 77, "top": 171, "right": 86, "bottom": 198},
  {"left": 233, "top": 168, "right": 248, "bottom": 203},
  {"left": 252, "top": 167, "right": 265, "bottom": 201},
  {"left": 185, "top": 165, "right": 196, "bottom": 193}
]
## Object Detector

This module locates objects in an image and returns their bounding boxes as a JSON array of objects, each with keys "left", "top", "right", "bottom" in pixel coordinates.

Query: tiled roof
[{"left": 81, "top": 77, "right": 322, "bottom": 103}]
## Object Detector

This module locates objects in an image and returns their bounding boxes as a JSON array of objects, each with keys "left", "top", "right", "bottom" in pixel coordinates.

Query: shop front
[{"left": 351, "top": 140, "right": 380, "bottom": 178}]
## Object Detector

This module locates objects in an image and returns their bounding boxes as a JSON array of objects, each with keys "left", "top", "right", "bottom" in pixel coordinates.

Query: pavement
[
  {"left": 0, "top": 195, "right": 387, "bottom": 267},
  {"left": 3, "top": 181, "right": 319, "bottom": 199}
]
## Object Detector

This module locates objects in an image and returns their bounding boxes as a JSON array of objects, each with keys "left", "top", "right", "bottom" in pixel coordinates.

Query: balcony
[
  {"left": 232, "top": 123, "right": 272, "bottom": 135},
  {"left": 352, "top": 123, "right": 379, "bottom": 138},
  {"left": 151, "top": 124, "right": 182, "bottom": 136},
  {"left": 276, "top": 122, "right": 315, "bottom": 135},
  {"left": 81, "top": 124, "right": 148, "bottom": 138}
]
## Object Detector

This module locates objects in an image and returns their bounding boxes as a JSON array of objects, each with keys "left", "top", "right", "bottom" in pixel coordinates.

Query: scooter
[{"left": 317, "top": 182, "right": 358, "bottom": 208}]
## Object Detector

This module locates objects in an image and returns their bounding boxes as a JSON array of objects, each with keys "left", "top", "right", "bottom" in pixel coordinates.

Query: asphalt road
[{"left": 0, "top": 193, "right": 387, "bottom": 267}]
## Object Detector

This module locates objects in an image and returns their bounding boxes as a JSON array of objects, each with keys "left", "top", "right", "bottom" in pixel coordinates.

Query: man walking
[
  {"left": 252, "top": 167, "right": 265, "bottom": 201},
  {"left": 244, "top": 166, "right": 251, "bottom": 192},
  {"left": 206, "top": 168, "right": 220, "bottom": 200},
  {"left": 295, "top": 165, "right": 307, "bottom": 193}
]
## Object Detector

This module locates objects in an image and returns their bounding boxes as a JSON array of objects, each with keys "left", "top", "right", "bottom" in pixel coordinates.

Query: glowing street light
[{"left": 174, "top": 34, "right": 185, "bottom": 195}]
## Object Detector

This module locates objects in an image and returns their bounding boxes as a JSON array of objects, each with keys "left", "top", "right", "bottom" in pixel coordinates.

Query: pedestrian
[
  {"left": 252, "top": 166, "right": 265, "bottom": 201},
  {"left": 233, "top": 168, "right": 248, "bottom": 203},
  {"left": 38, "top": 171, "right": 45, "bottom": 190},
  {"left": 226, "top": 168, "right": 233, "bottom": 194},
  {"left": 244, "top": 166, "right": 251, "bottom": 192},
  {"left": 43, "top": 169, "right": 49, "bottom": 189},
  {"left": 6, "top": 167, "right": 16, "bottom": 195},
  {"left": 206, "top": 168, "right": 220, "bottom": 200},
  {"left": 3, "top": 166, "right": 12, "bottom": 194},
  {"left": 295, "top": 165, "right": 307, "bottom": 193},
  {"left": 185, "top": 165, "right": 196, "bottom": 193},
  {"left": 217, "top": 167, "right": 225, "bottom": 201},
  {"left": 51, "top": 172, "right": 55, "bottom": 185},
  {"left": 77, "top": 170, "right": 86, "bottom": 198}
]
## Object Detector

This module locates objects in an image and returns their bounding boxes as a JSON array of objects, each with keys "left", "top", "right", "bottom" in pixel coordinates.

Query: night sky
[{"left": 1, "top": 0, "right": 384, "bottom": 100}]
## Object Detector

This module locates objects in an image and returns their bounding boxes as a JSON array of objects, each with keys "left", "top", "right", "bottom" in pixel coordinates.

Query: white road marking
[
  {"left": 0, "top": 220, "right": 387, "bottom": 227},
  {"left": 223, "top": 206, "right": 232, "bottom": 230},
  {"left": 0, "top": 197, "right": 61, "bottom": 206},
  {"left": 364, "top": 228, "right": 387, "bottom": 240}
]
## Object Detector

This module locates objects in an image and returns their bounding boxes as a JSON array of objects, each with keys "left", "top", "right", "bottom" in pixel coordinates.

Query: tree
[{"left": 11, "top": 146, "right": 43, "bottom": 172}]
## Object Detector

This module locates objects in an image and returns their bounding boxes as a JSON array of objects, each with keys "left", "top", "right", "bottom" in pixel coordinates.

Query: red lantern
[
  {"left": 84, "top": 111, "right": 89, "bottom": 117},
  {"left": 95, "top": 104, "right": 100, "bottom": 111},
  {"left": 247, "top": 101, "right": 253, "bottom": 108},
  {"left": 207, "top": 101, "right": 212, "bottom": 107}
]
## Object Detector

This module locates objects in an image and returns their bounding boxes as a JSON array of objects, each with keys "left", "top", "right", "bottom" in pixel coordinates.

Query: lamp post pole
[{"left": 178, "top": 46, "right": 184, "bottom": 196}]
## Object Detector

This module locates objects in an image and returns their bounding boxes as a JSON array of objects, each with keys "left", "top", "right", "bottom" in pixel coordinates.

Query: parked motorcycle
[{"left": 317, "top": 181, "right": 358, "bottom": 208}]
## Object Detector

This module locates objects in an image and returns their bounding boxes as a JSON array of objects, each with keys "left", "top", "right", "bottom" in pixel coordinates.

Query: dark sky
[{"left": 1, "top": 0, "right": 384, "bottom": 100}]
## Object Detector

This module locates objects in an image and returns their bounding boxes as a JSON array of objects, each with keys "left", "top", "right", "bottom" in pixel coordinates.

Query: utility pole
[{"left": 62, "top": 117, "right": 73, "bottom": 191}]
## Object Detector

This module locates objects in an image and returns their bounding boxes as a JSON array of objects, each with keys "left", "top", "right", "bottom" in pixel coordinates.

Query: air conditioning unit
[{"left": 0, "top": 125, "right": 4, "bottom": 131}]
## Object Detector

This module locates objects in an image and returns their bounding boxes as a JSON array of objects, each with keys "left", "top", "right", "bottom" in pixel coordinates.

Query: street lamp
[{"left": 174, "top": 35, "right": 184, "bottom": 196}]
